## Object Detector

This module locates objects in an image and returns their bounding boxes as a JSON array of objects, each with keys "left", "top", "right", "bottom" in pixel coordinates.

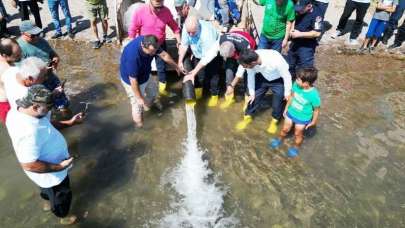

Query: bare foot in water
[{"left": 60, "top": 215, "right": 77, "bottom": 225}]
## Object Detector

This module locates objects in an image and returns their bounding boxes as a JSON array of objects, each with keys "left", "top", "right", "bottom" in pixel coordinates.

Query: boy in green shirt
[
  {"left": 253, "top": 0, "right": 295, "bottom": 52},
  {"left": 270, "top": 67, "right": 321, "bottom": 157}
]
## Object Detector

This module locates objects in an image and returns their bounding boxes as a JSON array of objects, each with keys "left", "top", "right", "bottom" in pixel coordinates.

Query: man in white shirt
[
  {"left": 6, "top": 85, "right": 77, "bottom": 225},
  {"left": 229, "top": 49, "right": 292, "bottom": 133}
]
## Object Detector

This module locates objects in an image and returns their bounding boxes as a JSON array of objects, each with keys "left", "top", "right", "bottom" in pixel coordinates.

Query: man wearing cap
[
  {"left": 2, "top": 56, "right": 83, "bottom": 128},
  {"left": 180, "top": 16, "right": 221, "bottom": 107},
  {"left": 17, "top": 20, "right": 70, "bottom": 113},
  {"left": 128, "top": 0, "right": 181, "bottom": 97},
  {"left": 185, "top": 30, "right": 256, "bottom": 108},
  {"left": 5, "top": 84, "right": 77, "bottom": 225},
  {"left": 252, "top": 0, "right": 295, "bottom": 53},
  {"left": 287, "top": 0, "right": 323, "bottom": 79},
  {"left": 120, "top": 35, "right": 179, "bottom": 128}
]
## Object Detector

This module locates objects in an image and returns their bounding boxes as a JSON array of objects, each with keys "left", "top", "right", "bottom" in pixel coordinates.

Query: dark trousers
[
  {"left": 382, "top": 0, "right": 405, "bottom": 42},
  {"left": 394, "top": 20, "right": 405, "bottom": 45},
  {"left": 43, "top": 71, "right": 69, "bottom": 109},
  {"left": 183, "top": 55, "right": 222, "bottom": 96},
  {"left": 19, "top": 0, "right": 42, "bottom": 28},
  {"left": 245, "top": 76, "right": 285, "bottom": 120},
  {"left": 336, "top": 0, "right": 370, "bottom": 39},
  {"left": 314, "top": 1, "right": 329, "bottom": 17},
  {"left": 287, "top": 44, "right": 315, "bottom": 79},
  {"left": 258, "top": 34, "right": 283, "bottom": 53},
  {"left": 155, "top": 42, "right": 167, "bottom": 83},
  {"left": 40, "top": 176, "right": 72, "bottom": 218},
  {"left": 224, "top": 58, "right": 238, "bottom": 86}
]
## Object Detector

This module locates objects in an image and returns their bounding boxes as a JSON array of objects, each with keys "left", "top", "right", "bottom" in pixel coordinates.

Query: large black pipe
[{"left": 182, "top": 80, "right": 196, "bottom": 101}]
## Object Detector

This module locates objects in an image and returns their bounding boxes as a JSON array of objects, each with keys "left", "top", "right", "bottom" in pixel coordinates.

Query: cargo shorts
[{"left": 85, "top": 0, "right": 108, "bottom": 21}]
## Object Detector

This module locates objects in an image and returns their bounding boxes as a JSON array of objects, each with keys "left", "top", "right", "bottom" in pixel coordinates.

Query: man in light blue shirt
[{"left": 179, "top": 16, "right": 222, "bottom": 107}]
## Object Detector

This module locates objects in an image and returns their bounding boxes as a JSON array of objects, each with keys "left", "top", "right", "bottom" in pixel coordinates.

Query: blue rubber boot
[
  {"left": 269, "top": 138, "right": 282, "bottom": 149},
  {"left": 287, "top": 147, "right": 299, "bottom": 158}
]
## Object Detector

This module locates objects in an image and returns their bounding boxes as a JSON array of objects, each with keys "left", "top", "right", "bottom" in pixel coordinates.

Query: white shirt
[
  {"left": 236, "top": 49, "right": 292, "bottom": 97},
  {"left": 1, "top": 67, "right": 28, "bottom": 109},
  {"left": 6, "top": 109, "right": 69, "bottom": 188}
]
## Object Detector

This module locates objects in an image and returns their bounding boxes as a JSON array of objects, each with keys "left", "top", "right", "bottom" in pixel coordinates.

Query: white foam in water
[{"left": 161, "top": 105, "right": 238, "bottom": 227}]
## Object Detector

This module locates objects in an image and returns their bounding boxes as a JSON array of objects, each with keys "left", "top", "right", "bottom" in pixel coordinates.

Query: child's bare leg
[
  {"left": 361, "top": 38, "right": 370, "bottom": 48},
  {"left": 293, "top": 124, "right": 306, "bottom": 148},
  {"left": 279, "top": 117, "right": 294, "bottom": 140},
  {"left": 370, "top": 38, "right": 378, "bottom": 47}
]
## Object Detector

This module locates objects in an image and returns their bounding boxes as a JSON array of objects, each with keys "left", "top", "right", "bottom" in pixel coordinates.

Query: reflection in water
[{"left": 161, "top": 105, "right": 238, "bottom": 227}]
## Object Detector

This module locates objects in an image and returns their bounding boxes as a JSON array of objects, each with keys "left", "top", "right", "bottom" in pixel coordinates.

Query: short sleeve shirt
[
  {"left": 374, "top": 0, "right": 398, "bottom": 21},
  {"left": 1, "top": 67, "right": 28, "bottom": 109},
  {"left": 287, "top": 82, "right": 321, "bottom": 121},
  {"left": 120, "top": 36, "right": 163, "bottom": 85},
  {"left": 181, "top": 20, "right": 219, "bottom": 59},
  {"left": 259, "top": 0, "right": 295, "bottom": 40},
  {"left": 17, "top": 37, "right": 55, "bottom": 64},
  {"left": 6, "top": 109, "right": 69, "bottom": 188}
]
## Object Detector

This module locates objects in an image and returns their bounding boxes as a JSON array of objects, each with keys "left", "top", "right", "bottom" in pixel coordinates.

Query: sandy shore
[{"left": 2, "top": 0, "right": 404, "bottom": 50}]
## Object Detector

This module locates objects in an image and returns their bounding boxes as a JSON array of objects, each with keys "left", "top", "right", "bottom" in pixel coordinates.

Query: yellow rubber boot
[
  {"left": 207, "top": 95, "right": 219, "bottom": 107},
  {"left": 159, "top": 82, "right": 169, "bottom": 96},
  {"left": 235, "top": 115, "right": 252, "bottom": 131},
  {"left": 195, "top": 88, "right": 203, "bottom": 100},
  {"left": 266, "top": 118, "right": 279, "bottom": 134},
  {"left": 220, "top": 94, "right": 235, "bottom": 109}
]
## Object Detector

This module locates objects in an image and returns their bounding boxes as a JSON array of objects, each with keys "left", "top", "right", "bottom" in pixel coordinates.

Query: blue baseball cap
[
  {"left": 19, "top": 20, "right": 42, "bottom": 35},
  {"left": 295, "top": 0, "right": 312, "bottom": 12}
]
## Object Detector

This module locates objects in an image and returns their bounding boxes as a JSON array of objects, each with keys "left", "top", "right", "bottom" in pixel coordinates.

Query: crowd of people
[{"left": 0, "top": 0, "right": 404, "bottom": 225}]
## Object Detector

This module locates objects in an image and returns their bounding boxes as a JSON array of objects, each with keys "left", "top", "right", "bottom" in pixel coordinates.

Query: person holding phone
[{"left": 5, "top": 85, "right": 77, "bottom": 225}]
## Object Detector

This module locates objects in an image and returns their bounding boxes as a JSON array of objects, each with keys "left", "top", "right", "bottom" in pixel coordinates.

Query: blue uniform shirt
[
  {"left": 120, "top": 36, "right": 162, "bottom": 85},
  {"left": 293, "top": 5, "right": 323, "bottom": 48}
]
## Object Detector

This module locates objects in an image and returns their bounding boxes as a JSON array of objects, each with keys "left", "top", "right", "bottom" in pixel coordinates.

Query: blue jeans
[
  {"left": 258, "top": 34, "right": 283, "bottom": 53},
  {"left": 48, "top": 0, "right": 72, "bottom": 34},
  {"left": 245, "top": 76, "right": 285, "bottom": 120},
  {"left": 287, "top": 44, "right": 315, "bottom": 79},
  {"left": 366, "top": 18, "right": 387, "bottom": 38}
]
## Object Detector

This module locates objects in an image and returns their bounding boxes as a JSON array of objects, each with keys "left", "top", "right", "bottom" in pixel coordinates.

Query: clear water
[{"left": 161, "top": 105, "right": 238, "bottom": 227}]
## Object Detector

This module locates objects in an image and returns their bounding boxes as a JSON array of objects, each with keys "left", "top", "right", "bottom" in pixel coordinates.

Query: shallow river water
[{"left": 0, "top": 41, "right": 404, "bottom": 228}]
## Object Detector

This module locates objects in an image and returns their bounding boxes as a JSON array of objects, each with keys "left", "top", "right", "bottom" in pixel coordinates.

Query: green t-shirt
[
  {"left": 259, "top": 0, "right": 295, "bottom": 40},
  {"left": 287, "top": 82, "right": 321, "bottom": 122},
  {"left": 17, "top": 37, "right": 55, "bottom": 64}
]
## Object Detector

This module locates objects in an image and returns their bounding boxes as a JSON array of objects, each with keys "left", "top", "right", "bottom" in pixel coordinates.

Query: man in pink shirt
[{"left": 128, "top": 0, "right": 181, "bottom": 96}]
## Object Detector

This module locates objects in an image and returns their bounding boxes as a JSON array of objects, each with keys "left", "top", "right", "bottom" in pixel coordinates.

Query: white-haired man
[
  {"left": 185, "top": 30, "right": 256, "bottom": 109},
  {"left": 180, "top": 16, "right": 221, "bottom": 107},
  {"left": 1, "top": 57, "right": 83, "bottom": 128}
]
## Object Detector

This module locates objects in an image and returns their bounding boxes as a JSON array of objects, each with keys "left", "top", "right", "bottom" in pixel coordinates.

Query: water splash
[{"left": 161, "top": 105, "right": 238, "bottom": 227}]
